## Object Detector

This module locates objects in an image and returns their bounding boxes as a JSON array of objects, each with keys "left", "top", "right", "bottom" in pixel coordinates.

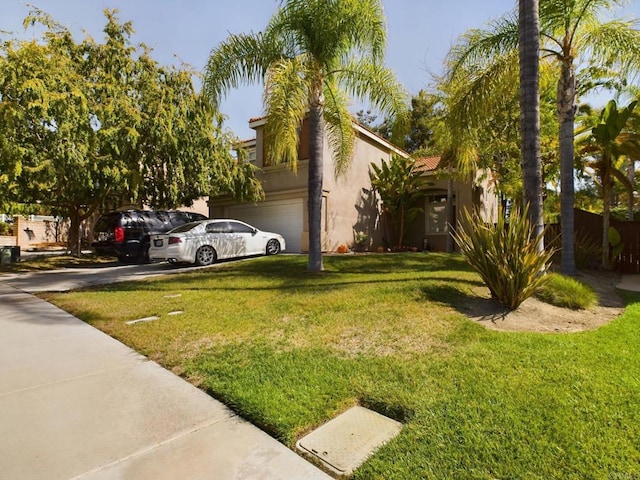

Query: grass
[
  {"left": 43, "top": 253, "right": 640, "bottom": 479},
  {"left": 0, "top": 253, "right": 116, "bottom": 273},
  {"left": 536, "top": 273, "right": 598, "bottom": 310}
]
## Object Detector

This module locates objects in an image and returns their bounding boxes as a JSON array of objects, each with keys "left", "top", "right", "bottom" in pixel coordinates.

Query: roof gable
[{"left": 248, "top": 115, "right": 409, "bottom": 158}]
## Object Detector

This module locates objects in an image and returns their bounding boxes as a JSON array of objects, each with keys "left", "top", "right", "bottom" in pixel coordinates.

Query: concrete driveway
[{"left": 1, "top": 260, "right": 226, "bottom": 293}]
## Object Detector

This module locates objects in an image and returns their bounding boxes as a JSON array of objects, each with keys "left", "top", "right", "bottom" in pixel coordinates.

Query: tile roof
[{"left": 414, "top": 156, "right": 441, "bottom": 172}]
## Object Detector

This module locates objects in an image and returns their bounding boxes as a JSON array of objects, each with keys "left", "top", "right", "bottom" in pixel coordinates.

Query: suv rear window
[{"left": 94, "top": 213, "right": 118, "bottom": 232}]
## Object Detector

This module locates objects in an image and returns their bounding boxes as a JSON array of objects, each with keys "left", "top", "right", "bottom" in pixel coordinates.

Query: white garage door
[{"left": 227, "top": 199, "right": 304, "bottom": 253}]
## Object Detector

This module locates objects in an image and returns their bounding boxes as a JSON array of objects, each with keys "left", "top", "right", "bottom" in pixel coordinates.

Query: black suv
[{"left": 92, "top": 210, "right": 208, "bottom": 263}]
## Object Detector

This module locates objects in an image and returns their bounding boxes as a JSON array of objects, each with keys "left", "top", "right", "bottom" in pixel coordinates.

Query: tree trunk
[
  {"left": 445, "top": 174, "right": 455, "bottom": 253},
  {"left": 627, "top": 159, "right": 635, "bottom": 220},
  {"left": 557, "top": 58, "right": 577, "bottom": 275},
  {"left": 398, "top": 204, "right": 405, "bottom": 249},
  {"left": 68, "top": 207, "right": 82, "bottom": 258},
  {"left": 519, "top": 0, "right": 544, "bottom": 250},
  {"left": 602, "top": 169, "right": 611, "bottom": 269},
  {"left": 307, "top": 97, "right": 324, "bottom": 272}
]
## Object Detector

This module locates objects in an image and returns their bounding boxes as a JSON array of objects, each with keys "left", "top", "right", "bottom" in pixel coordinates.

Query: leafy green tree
[
  {"left": 576, "top": 99, "right": 640, "bottom": 267},
  {"left": 204, "top": 0, "right": 407, "bottom": 271},
  {"left": 369, "top": 155, "right": 426, "bottom": 248},
  {"left": 444, "top": 0, "right": 640, "bottom": 275},
  {"left": 0, "top": 9, "right": 261, "bottom": 255},
  {"left": 357, "top": 90, "right": 442, "bottom": 154}
]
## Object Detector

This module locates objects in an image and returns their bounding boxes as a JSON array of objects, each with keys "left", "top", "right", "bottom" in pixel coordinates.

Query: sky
[{"left": 2, "top": 0, "right": 640, "bottom": 140}]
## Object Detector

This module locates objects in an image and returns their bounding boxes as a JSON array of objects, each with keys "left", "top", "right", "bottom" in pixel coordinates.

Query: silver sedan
[{"left": 149, "top": 219, "right": 285, "bottom": 266}]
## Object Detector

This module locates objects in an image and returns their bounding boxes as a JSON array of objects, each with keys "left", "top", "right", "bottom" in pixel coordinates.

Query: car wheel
[
  {"left": 195, "top": 245, "right": 217, "bottom": 266},
  {"left": 137, "top": 243, "right": 151, "bottom": 264},
  {"left": 266, "top": 239, "right": 281, "bottom": 255}
]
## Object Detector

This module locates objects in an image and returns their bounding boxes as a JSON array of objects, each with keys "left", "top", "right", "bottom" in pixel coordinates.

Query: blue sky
[{"left": 2, "top": 1, "right": 639, "bottom": 139}]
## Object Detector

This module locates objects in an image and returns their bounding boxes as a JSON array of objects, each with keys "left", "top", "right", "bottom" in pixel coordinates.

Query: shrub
[
  {"left": 536, "top": 273, "right": 597, "bottom": 310},
  {"left": 353, "top": 231, "right": 369, "bottom": 252},
  {"left": 0, "top": 222, "right": 12, "bottom": 235},
  {"left": 453, "top": 205, "right": 554, "bottom": 310}
]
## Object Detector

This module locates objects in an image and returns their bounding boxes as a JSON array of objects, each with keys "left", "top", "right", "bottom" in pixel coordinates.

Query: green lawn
[{"left": 43, "top": 253, "right": 640, "bottom": 479}]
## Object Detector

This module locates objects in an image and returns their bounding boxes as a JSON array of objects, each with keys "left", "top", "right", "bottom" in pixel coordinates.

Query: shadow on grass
[
  {"left": 419, "top": 283, "right": 511, "bottom": 323},
  {"left": 64, "top": 253, "right": 482, "bottom": 299},
  {"left": 94, "top": 271, "right": 486, "bottom": 296}
]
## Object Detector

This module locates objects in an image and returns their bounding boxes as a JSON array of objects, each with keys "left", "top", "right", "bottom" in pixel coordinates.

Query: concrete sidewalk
[
  {"left": 0, "top": 282, "right": 331, "bottom": 480},
  {"left": 616, "top": 274, "right": 640, "bottom": 292}
]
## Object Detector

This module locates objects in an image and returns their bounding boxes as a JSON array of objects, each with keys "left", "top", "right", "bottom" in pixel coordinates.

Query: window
[
  {"left": 205, "top": 222, "right": 230, "bottom": 234},
  {"left": 228, "top": 221, "right": 255, "bottom": 234},
  {"left": 425, "top": 192, "right": 455, "bottom": 234}
]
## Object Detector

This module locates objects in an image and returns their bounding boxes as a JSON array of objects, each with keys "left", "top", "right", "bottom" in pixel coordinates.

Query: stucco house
[
  {"left": 404, "top": 156, "right": 499, "bottom": 252},
  {"left": 209, "top": 116, "right": 408, "bottom": 252},
  {"left": 210, "top": 117, "right": 498, "bottom": 253}
]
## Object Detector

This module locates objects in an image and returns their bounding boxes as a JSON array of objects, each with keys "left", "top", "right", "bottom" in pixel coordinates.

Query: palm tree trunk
[
  {"left": 557, "top": 59, "right": 577, "bottom": 275},
  {"left": 307, "top": 99, "right": 324, "bottom": 272},
  {"left": 519, "top": 0, "right": 544, "bottom": 250}
]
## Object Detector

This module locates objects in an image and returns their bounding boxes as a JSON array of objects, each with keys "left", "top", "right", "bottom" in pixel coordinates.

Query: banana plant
[
  {"left": 369, "top": 155, "right": 427, "bottom": 249},
  {"left": 576, "top": 100, "right": 640, "bottom": 268}
]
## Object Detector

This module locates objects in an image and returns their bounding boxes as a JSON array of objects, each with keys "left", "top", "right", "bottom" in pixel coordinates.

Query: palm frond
[
  {"left": 262, "top": 55, "right": 311, "bottom": 172},
  {"left": 335, "top": 59, "right": 409, "bottom": 142},
  {"left": 203, "top": 32, "right": 284, "bottom": 108},
  {"left": 323, "top": 83, "right": 355, "bottom": 177},
  {"left": 339, "top": 0, "right": 387, "bottom": 62},
  {"left": 445, "top": 50, "right": 520, "bottom": 137},
  {"left": 579, "top": 19, "right": 640, "bottom": 79},
  {"left": 445, "top": 12, "right": 519, "bottom": 82},
  {"left": 275, "top": 0, "right": 387, "bottom": 64}
]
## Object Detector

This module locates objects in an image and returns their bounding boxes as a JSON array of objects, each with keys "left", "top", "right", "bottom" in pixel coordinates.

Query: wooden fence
[{"left": 547, "top": 208, "right": 640, "bottom": 274}]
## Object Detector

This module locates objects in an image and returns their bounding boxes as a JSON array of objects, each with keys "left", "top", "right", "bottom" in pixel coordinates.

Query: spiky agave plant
[{"left": 453, "top": 205, "right": 554, "bottom": 310}]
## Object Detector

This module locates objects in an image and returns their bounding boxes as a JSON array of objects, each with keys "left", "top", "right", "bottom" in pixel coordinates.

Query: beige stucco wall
[
  {"left": 211, "top": 119, "right": 408, "bottom": 252},
  {"left": 7, "top": 216, "right": 68, "bottom": 250},
  {"left": 179, "top": 197, "right": 210, "bottom": 217},
  {"left": 321, "top": 131, "right": 394, "bottom": 251}
]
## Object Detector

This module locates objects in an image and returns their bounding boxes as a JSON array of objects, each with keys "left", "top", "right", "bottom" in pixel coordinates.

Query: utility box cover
[{"left": 296, "top": 406, "right": 402, "bottom": 477}]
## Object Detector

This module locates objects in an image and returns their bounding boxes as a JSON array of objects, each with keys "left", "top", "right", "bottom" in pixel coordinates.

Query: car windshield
[{"left": 169, "top": 222, "right": 201, "bottom": 234}]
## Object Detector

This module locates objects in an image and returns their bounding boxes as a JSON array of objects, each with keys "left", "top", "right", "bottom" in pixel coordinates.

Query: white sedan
[{"left": 149, "top": 219, "right": 285, "bottom": 266}]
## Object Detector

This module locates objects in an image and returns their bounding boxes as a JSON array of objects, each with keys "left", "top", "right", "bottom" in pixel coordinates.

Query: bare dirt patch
[{"left": 461, "top": 271, "right": 626, "bottom": 333}]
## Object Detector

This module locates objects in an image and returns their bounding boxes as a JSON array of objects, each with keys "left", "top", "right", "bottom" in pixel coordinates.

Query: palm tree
[
  {"left": 444, "top": 0, "right": 640, "bottom": 275},
  {"left": 519, "top": 0, "right": 544, "bottom": 248},
  {"left": 577, "top": 99, "right": 640, "bottom": 267},
  {"left": 203, "top": 0, "right": 407, "bottom": 272}
]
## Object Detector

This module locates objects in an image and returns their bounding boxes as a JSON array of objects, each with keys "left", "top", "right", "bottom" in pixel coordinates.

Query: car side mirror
[{"left": 252, "top": 229, "right": 257, "bottom": 236}]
